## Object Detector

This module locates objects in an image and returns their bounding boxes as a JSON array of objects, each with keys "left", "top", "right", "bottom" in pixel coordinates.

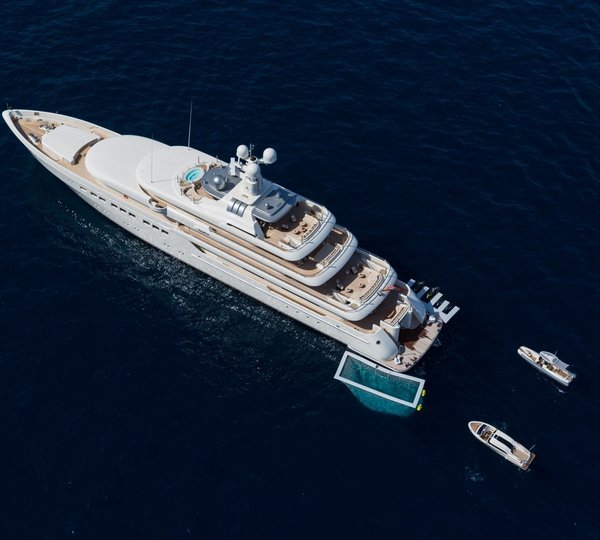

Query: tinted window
[{"left": 495, "top": 435, "right": 514, "bottom": 450}]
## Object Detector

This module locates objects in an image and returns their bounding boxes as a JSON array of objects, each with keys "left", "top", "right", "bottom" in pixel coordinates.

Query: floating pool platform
[{"left": 334, "top": 351, "right": 426, "bottom": 416}]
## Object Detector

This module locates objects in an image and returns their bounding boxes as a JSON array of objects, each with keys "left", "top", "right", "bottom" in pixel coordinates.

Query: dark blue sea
[{"left": 1, "top": 1, "right": 599, "bottom": 538}]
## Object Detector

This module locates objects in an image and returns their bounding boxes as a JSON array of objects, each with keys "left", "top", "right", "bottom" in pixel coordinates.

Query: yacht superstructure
[{"left": 4, "top": 108, "right": 459, "bottom": 375}]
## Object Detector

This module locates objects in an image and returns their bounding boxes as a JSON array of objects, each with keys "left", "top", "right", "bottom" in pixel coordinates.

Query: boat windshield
[
  {"left": 540, "top": 351, "right": 559, "bottom": 365},
  {"left": 477, "top": 425, "right": 488, "bottom": 436}
]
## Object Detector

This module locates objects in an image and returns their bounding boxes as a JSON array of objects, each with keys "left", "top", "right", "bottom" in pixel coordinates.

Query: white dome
[
  {"left": 236, "top": 144, "right": 249, "bottom": 159},
  {"left": 245, "top": 162, "right": 260, "bottom": 179},
  {"left": 86, "top": 135, "right": 168, "bottom": 198},
  {"left": 262, "top": 147, "right": 277, "bottom": 164}
]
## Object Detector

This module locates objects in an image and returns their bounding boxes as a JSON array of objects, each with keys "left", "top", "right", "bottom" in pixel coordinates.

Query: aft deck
[
  {"left": 260, "top": 199, "right": 323, "bottom": 249},
  {"left": 380, "top": 319, "right": 443, "bottom": 372},
  {"left": 315, "top": 251, "right": 389, "bottom": 305}
]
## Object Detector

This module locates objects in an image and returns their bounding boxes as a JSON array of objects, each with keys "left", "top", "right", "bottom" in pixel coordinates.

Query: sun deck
[{"left": 173, "top": 163, "right": 328, "bottom": 253}]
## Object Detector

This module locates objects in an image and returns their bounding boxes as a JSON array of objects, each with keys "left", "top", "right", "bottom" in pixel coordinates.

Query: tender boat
[
  {"left": 3, "top": 108, "right": 460, "bottom": 377},
  {"left": 517, "top": 346, "right": 576, "bottom": 386},
  {"left": 468, "top": 421, "right": 535, "bottom": 470}
]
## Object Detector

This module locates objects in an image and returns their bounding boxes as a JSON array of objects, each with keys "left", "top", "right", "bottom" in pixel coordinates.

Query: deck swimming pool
[{"left": 184, "top": 168, "right": 204, "bottom": 182}]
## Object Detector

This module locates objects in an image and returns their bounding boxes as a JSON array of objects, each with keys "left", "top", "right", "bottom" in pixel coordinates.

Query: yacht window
[
  {"left": 129, "top": 212, "right": 135, "bottom": 217},
  {"left": 494, "top": 435, "right": 514, "bottom": 450},
  {"left": 91, "top": 192, "right": 97, "bottom": 197},
  {"left": 99, "top": 197, "right": 106, "bottom": 202},
  {"left": 111, "top": 203, "right": 118, "bottom": 208},
  {"left": 143, "top": 220, "right": 150, "bottom": 226},
  {"left": 152, "top": 225, "right": 159, "bottom": 230},
  {"left": 120, "top": 208, "right": 126, "bottom": 213}
]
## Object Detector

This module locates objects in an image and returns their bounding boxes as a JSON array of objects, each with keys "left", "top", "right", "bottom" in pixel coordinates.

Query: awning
[{"left": 42, "top": 124, "right": 99, "bottom": 164}]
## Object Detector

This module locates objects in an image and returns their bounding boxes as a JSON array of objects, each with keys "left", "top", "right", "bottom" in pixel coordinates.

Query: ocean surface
[{"left": 0, "top": 1, "right": 599, "bottom": 538}]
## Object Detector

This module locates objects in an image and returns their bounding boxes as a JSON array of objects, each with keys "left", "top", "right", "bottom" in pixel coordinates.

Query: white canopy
[
  {"left": 42, "top": 124, "right": 99, "bottom": 164},
  {"left": 540, "top": 351, "right": 569, "bottom": 369},
  {"left": 86, "top": 135, "right": 168, "bottom": 201}
]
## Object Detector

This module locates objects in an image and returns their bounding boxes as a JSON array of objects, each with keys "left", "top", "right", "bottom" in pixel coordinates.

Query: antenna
[
  {"left": 187, "top": 99, "right": 193, "bottom": 149},
  {"left": 150, "top": 133, "right": 154, "bottom": 183}
]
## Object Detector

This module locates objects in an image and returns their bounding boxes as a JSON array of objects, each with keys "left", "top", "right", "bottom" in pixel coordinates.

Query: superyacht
[{"left": 3, "top": 108, "right": 458, "bottom": 382}]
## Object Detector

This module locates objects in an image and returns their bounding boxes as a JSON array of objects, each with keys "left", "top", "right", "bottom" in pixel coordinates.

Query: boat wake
[{"left": 54, "top": 198, "right": 344, "bottom": 356}]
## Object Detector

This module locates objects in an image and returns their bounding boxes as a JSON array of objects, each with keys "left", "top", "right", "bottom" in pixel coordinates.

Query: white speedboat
[
  {"left": 517, "top": 346, "right": 576, "bottom": 386},
  {"left": 468, "top": 421, "right": 535, "bottom": 470},
  {"left": 3, "top": 108, "right": 459, "bottom": 373}
]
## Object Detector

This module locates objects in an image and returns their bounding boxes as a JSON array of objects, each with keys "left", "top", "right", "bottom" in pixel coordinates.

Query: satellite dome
[
  {"left": 262, "top": 148, "right": 277, "bottom": 164},
  {"left": 236, "top": 144, "right": 250, "bottom": 159},
  {"left": 245, "top": 162, "right": 260, "bottom": 180}
]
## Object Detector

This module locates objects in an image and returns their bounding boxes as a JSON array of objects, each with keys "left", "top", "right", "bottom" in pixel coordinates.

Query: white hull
[
  {"left": 517, "top": 346, "right": 575, "bottom": 387},
  {"left": 468, "top": 421, "right": 535, "bottom": 470},
  {"left": 30, "top": 150, "right": 399, "bottom": 362},
  {"left": 3, "top": 108, "right": 461, "bottom": 374}
]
